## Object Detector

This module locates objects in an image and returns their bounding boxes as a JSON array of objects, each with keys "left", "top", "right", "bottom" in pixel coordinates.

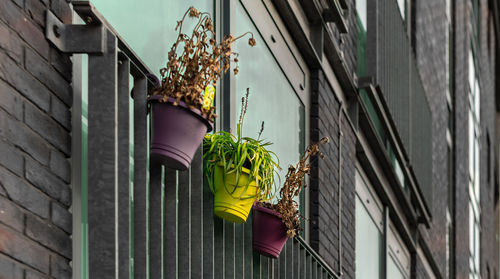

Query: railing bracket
[{"left": 45, "top": 10, "right": 105, "bottom": 54}]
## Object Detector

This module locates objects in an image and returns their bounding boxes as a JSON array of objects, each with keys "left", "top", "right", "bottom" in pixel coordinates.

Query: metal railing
[{"left": 47, "top": 1, "right": 339, "bottom": 278}]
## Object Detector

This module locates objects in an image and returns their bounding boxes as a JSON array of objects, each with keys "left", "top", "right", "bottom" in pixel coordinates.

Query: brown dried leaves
[
  {"left": 153, "top": 6, "right": 256, "bottom": 119},
  {"left": 261, "top": 137, "right": 329, "bottom": 238}
]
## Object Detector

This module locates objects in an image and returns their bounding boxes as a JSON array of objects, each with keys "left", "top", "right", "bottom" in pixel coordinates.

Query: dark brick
[
  {"left": 24, "top": 101, "right": 70, "bottom": 155},
  {"left": 25, "top": 269, "right": 50, "bottom": 279},
  {"left": 50, "top": 254, "right": 71, "bottom": 279},
  {"left": 25, "top": 158, "right": 70, "bottom": 206},
  {"left": 0, "top": 109, "right": 51, "bottom": 165},
  {"left": 0, "top": 165, "right": 50, "bottom": 219},
  {"left": 49, "top": 149, "right": 70, "bottom": 183},
  {"left": 0, "top": 80, "right": 23, "bottom": 121},
  {"left": 25, "top": 214, "right": 71, "bottom": 258},
  {"left": 50, "top": 95, "right": 70, "bottom": 131},
  {"left": 50, "top": 202, "right": 71, "bottom": 233},
  {"left": 0, "top": 52, "right": 50, "bottom": 112},
  {"left": 49, "top": 48, "right": 71, "bottom": 82},
  {"left": 25, "top": 0, "right": 47, "bottom": 27},
  {"left": 0, "top": 139, "right": 24, "bottom": 176},
  {"left": 0, "top": 224, "right": 50, "bottom": 273},
  {"left": 0, "top": 0, "right": 49, "bottom": 59},
  {"left": 0, "top": 253, "right": 23, "bottom": 279},
  {"left": 49, "top": 0, "right": 71, "bottom": 24},
  {"left": 25, "top": 47, "right": 72, "bottom": 106},
  {"left": 0, "top": 194, "right": 24, "bottom": 232},
  {"left": 0, "top": 22, "right": 23, "bottom": 64}
]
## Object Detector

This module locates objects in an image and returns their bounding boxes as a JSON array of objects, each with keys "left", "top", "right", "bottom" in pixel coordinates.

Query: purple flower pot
[
  {"left": 252, "top": 204, "right": 288, "bottom": 258},
  {"left": 150, "top": 96, "right": 212, "bottom": 170}
]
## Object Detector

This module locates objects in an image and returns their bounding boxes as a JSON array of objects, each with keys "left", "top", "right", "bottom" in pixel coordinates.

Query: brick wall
[
  {"left": 413, "top": 0, "right": 449, "bottom": 277},
  {"left": 0, "top": 0, "right": 72, "bottom": 278},
  {"left": 309, "top": 69, "right": 356, "bottom": 279}
]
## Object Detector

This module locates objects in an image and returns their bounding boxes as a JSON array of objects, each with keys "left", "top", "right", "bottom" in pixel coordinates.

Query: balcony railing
[{"left": 46, "top": 1, "right": 340, "bottom": 278}]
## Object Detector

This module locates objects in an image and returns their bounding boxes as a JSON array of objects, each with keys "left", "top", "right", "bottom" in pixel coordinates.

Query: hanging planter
[
  {"left": 253, "top": 137, "right": 329, "bottom": 258},
  {"left": 150, "top": 95, "right": 212, "bottom": 170},
  {"left": 252, "top": 202, "right": 288, "bottom": 258},
  {"left": 212, "top": 164, "right": 258, "bottom": 223},
  {"left": 150, "top": 6, "right": 256, "bottom": 170},
  {"left": 204, "top": 89, "right": 280, "bottom": 223}
]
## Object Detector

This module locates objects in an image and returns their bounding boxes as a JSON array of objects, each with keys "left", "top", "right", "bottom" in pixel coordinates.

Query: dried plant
[
  {"left": 153, "top": 7, "right": 256, "bottom": 119},
  {"left": 259, "top": 137, "right": 329, "bottom": 238}
]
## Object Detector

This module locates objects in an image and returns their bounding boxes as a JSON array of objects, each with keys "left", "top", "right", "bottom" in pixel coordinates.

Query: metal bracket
[{"left": 45, "top": 9, "right": 105, "bottom": 54}]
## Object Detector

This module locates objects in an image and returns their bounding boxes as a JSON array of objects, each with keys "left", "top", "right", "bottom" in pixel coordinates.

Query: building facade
[{"left": 0, "top": 0, "right": 498, "bottom": 278}]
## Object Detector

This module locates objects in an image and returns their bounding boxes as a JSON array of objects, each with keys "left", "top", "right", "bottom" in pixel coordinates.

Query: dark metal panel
[
  {"left": 164, "top": 170, "right": 178, "bottom": 278},
  {"left": 235, "top": 223, "right": 244, "bottom": 278},
  {"left": 87, "top": 28, "right": 118, "bottom": 278},
  {"left": 214, "top": 218, "right": 224, "bottom": 278},
  {"left": 224, "top": 222, "right": 235, "bottom": 279},
  {"left": 117, "top": 53, "right": 130, "bottom": 279},
  {"left": 149, "top": 163, "right": 163, "bottom": 279},
  {"left": 253, "top": 251, "right": 261, "bottom": 279},
  {"left": 133, "top": 76, "right": 148, "bottom": 279},
  {"left": 178, "top": 167, "right": 191, "bottom": 278},
  {"left": 261, "top": 255, "right": 269, "bottom": 279},
  {"left": 244, "top": 219, "right": 253, "bottom": 279},
  {"left": 190, "top": 148, "right": 203, "bottom": 278},
  {"left": 202, "top": 175, "right": 215, "bottom": 279},
  {"left": 285, "top": 241, "right": 293, "bottom": 278}
]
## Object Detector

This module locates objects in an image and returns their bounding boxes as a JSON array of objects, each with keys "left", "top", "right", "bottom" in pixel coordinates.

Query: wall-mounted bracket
[{"left": 45, "top": 9, "right": 105, "bottom": 54}]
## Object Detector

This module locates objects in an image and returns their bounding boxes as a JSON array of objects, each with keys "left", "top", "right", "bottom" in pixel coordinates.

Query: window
[
  {"left": 396, "top": 0, "right": 406, "bottom": 21},
  {"left": 356, "top": 169, "right": 384, "bottom": 279},
  {"left": 468, "top": 49, "right": 481, "bottom": 279},
  {"left": 355, "top": 167, "right": 411, "bottom": 279}
]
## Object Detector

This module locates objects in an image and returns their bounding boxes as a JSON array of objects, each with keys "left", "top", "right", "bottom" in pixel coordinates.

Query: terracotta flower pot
[
  {"left": 150, "top": 96, "right": 212, "bottom": 170},
  {"left": 252, "top": 203, "right": 288, "bottom": 258}
]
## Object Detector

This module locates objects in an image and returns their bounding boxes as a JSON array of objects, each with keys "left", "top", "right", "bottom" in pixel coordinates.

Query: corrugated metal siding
[
  {"left": 410, "top": 62, "right": 433, "bottom": 210},
  {"left": 368, "top": 0, "right": 433, "bottom": 208},
  {"left": 377, "top": 0, "right": 411, "bottom": 156}
]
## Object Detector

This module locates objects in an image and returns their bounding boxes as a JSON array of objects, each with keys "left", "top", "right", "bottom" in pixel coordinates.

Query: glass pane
[
  {"left": 388, "top": 256, "right": 405, "bottom": 279},
  {"left": 234, "top": 2, "right": 305, "bottom": 192},
  {"left": 91, "top": 0, "right": 214, "bottom": 74},
  {"left": 397, "top": 0, "right": 405, "bottom": 20},
  {"left": 468, "top": 112, "right": 474, "bottom": 179},
  {"left": 356, "top": 0, "right": 367, "bottom": 29},
  {"left": 355, "top": 197, "right": 383, "bottom": 279}
]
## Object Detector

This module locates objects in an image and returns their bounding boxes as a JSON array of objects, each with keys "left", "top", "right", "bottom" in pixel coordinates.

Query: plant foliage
[
  {"left": 259, "top": 137, "right": 329, "bottom": 238},
  {"left": 203, "top": 88, "right": 279, "bottom": 201},
  {"left": 153, "top": 6, "right": 255, "bottom": 119}
]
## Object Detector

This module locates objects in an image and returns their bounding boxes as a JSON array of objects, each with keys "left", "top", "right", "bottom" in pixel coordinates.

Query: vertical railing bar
[
  {"left": 253, "top": 251, "right": 261, "bottom": 279},
  {"left": 164, "top": 169, "right": 178, "bottom": 279},
  {"left": 178, "top": 164, "right": 191, "bottom": 278},
  {"left": 87, "top": 29, "right": 118, "bottom": 278},
  {"left": 117, "top": 52, "right": 130, "bottom": 279},
  {"left": 149, "top": 160, "right": 163, "bottom": 278},
  {"left": 133, "top": 74, "right": 149, "bottom": 279},
  {"left": 190, "top": 148, "right": 203, "bottom": 278}
]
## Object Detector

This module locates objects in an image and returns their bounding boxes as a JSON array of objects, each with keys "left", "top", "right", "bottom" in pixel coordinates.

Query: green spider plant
[{"left": 203, "top": 89, "right": 280, "bottom": 201}]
